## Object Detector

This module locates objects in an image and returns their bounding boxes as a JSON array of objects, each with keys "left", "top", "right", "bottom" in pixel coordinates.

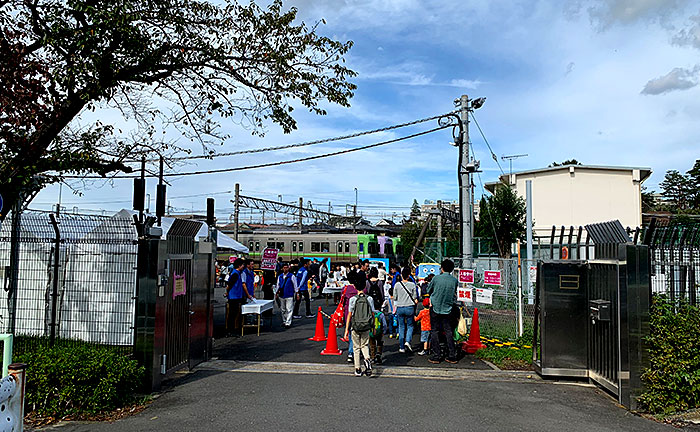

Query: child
[
  {"left": 381, "top": 295, "right": 397, "bottom": 338},
  {"left": 369, "top": 310, "right": 386, "bottom": 364},
  {"left": 414, "top": 297, "right": 432, "bottom": 356}
]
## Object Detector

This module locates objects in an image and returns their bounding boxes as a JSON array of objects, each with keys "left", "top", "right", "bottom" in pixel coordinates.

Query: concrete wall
[{"left": 510, "top": 167, "right": 643, "bottom": 237}]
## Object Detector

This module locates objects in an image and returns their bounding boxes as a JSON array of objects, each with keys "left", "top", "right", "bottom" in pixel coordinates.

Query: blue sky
[{"left": 32, "top": 0, "right": 700, "bottom": 223}]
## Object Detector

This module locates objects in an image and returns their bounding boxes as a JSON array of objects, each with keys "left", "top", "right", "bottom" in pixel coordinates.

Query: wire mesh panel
[{"left": 0, "top": 211, "right": 138, "bottom": 351}]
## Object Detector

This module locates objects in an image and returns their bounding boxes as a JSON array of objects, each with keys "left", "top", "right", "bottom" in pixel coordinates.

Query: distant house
[
  {"left": 376, "top": 218, "right": 397, "bottom": 227},
  {"left": 485, "top": 165, "right": 652, "bottom": 237}
]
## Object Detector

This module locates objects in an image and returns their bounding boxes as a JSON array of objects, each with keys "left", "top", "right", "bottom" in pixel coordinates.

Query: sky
[{"left": 31, "top": 0, "right": 700, "bottom": 223}]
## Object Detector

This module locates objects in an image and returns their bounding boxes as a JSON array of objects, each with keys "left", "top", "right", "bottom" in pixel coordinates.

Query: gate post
[{"left": 48, "top": 214, "right": 61, "bottom": 345}]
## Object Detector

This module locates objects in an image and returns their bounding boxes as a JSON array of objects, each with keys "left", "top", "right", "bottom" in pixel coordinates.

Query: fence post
[
  {"left": 7, "top": 202, "right": 22, "bottom": 334},
  {"left": 48, "top": 213, "right": 61, "bottom": 345}
]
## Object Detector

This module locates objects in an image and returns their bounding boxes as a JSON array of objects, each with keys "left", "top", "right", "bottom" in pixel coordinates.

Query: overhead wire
[
  {"left": 470, "top": 112, "right": 505, "bottom": 176},
  {"left": 469, "top": 140, "right": 503, "bottom": 257},
  {"left": 62, "top": 125, "right": 451, "bottom": 179}
]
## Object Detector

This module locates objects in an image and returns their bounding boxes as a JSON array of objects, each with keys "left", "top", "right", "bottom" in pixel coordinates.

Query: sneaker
[
  {"left": 375, "top": 356, "right": 383, "bottom": 365},
  {"left": 404, "top": 342, "right": 413, "bottom": 352},
  {"left": 445, "top": 357, "right": 458, "bottom": 364},
  {"left": 347, "top": 355, "right": 353, "bottom": 363},
  {"left": 428, "top": 357, "right": 441, "bottom": 364},
  {"left": 398, "top": 348, "right": 405, "bottom": 353},
  {"left": 364, "top": 358, "right": 372, "bottom": 377},
  {"left": 305, "top": 315, "right": 314, "bottom": 318},
  {"left": 417, "top": 350, "right": 426, "bottom": 356},
  {"left": 388, "top": 334, "right": 394, "bottom": 339},
  {"left": 354, "top": 368, "right": 362, "bottom": 377},
  {"left": 292, "top": 315, "right": 302, "bottom": 319}
]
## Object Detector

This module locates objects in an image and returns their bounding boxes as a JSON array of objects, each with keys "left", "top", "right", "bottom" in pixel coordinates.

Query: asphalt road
[{"left": 48, "top": 367, "right": 678, "bottom": 432}]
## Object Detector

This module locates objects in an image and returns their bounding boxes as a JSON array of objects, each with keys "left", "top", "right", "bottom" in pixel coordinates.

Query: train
[{"left": 223, "top": 230, "right": 403, "bottom": 265}]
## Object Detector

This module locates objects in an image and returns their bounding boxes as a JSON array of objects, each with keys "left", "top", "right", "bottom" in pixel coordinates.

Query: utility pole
[
  {"left": 298, "top": 197, "right": 303, "bottom": 230},
  {"left": 233, "top": 183, "right": 240, "bottom": 241},
  {"left": 353, "top": 187, "right": 358, "bottom": 233},
  {"left": 437, "top": 200, "right": 443, "bottom": 261},
  {"left": 459, "top": 95, "right": 472, "bottom": 268}
]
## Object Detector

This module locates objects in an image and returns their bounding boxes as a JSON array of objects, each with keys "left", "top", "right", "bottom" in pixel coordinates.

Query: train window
[
  {"left": 249, "top": 241, "right": 254, "bottom": 251},
  {"left": 396, "top": 245, "right": 403, "bottom": 255},
  {"left": 276, "top": 242, "right": 285, "bottom": 251},
  {"left": 311, "top": 242, "right": 320, "bottom": 252},
  {"left": 267, "top": 242, "right": 275, "bottom": 249},
  {"left": 255, "top": 242, "right": 260, "bottom": 251},
  {"left": 359, "top": 243, "right": 364, "bottom": 253},
  {"left": 337, "top": 241, "right": 343, "bottom": 253},
  {"left": 368, "top": 243, "right": 378, "bottom": 254},
  {"left": 321, "top": 242, "right": 329, "bottom": 252},
  {"left": 345, "top": 242, "right": 350, "bottom": 252},
  {"left": 298, "top": 241, "right": 304, "bottom": 252},
  {"left": 292, "top": 241, "right": 297, "bottom": 252}
]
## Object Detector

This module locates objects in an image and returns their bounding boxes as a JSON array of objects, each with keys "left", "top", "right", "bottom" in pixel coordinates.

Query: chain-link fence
[{"left": 0, "top": 210, "right": 138, "bottom": 353}]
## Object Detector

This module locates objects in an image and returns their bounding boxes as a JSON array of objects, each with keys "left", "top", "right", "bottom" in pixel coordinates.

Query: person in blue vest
[
  {"left": 241, "top": 259, "right": 256, "bottom": 301},
  {"left": 293, "top": 258, "right": 313, "bottom": 318},
  {"left": 226, "top": 258, "right": 246, "bottom": 336},
  {"left": 275, "top": 262, "right": 298, "bottom": 328}
]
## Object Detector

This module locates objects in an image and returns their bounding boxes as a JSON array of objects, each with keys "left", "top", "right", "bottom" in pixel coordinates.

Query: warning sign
[
  {"left": 458, "top": 269, "right": 474, "bottom": 284},
  {"left": 457, "top": 286, "right": 473, "bottom": 302},
  {"left": 483, "top": 270, "right": 502, "bottom": 286}
]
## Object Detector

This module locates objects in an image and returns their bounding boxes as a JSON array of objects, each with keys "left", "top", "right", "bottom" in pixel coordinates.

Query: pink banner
[
  {"left": 458, "top": 269, "right": 474, "bottom": 284},
  {"left": 483, "top": 270, "right": 501, "bottom": 286},
  {"left": 260, "top": 248, "right": 279, "bottom": 270}
]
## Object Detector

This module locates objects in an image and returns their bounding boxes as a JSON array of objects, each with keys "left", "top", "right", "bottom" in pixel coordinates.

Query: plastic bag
[{"left": 457, "top": 314, "right": 469, "bottom": 337}]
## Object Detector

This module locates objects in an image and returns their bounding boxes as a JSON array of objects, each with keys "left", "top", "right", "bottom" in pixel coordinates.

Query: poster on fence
[
  {"left": 457, "top": 286, "right": 473, "bottom": 303},
  {"left": 529, "top": 266, "right": 537, "bottom": 284},
  {"left": 260, "top": 248, "right": 279, "bottom": 270},
  {"left": 475, "top": 288, "right": 493, "bottom": 305},
  {"left": 458, "top": 269, "right": 474, "bottom": 284},
  {"left": 483, "top": 270, "right": 502, "bottom": 286},
  {"left": 173, "top": 272, "right": 187, "bottom": 299}
]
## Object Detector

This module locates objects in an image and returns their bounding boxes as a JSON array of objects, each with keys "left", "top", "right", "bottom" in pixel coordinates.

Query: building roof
[{"left": 485, "top": 164, "right": 652, "bottom": 193}]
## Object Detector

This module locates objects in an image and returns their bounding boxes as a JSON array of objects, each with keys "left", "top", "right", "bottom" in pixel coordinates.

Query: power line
[
  {"left": 469, "top": 112, "right": 505, "bottom": 176},
  {"left": 63, "top": 125, "right": 450, "bottom": 179},
  {"left": 127, "top": 112, "right": 453, "bottom": 163}
]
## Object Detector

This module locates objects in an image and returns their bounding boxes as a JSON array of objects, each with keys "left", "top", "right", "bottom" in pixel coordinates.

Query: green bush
[
  {"left": 14, "top": 339, "right": 144, "bottom": 417},
  {"left": 638, "top": 295, "right": 700, "bottom": 414}
]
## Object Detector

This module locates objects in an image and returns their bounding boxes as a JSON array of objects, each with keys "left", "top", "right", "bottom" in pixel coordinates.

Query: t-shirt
[
  {"left": 393, "top": 280, "right": 417, "bottom": 307},
  {"left": 348, "top": 293, "right": 376, "bottom": 314},
  {"left": 427, "top": 272, "right": 458, "bottom": 315},
  {"left": 414, "top": 308, "right": 431, "bottom": 331}
]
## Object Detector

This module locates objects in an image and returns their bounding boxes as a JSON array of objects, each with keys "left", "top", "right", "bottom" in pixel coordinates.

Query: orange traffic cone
[
  {"left": 309, "top": 306, "right": 327, "bottom": 341},
  {"left": 463, "top": 308, "right": 486, "bottom": 354},
  {"left": 320, "top": 319, "right": 343, "bottom": 356}
]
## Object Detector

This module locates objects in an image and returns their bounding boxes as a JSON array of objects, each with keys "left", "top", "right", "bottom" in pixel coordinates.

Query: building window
[
  {"left": 276, "top": 242, "right": 285, "bottom": 251},
  {"left": 298, "top": 241, "right": 304, "bottom": 252},
  {"left": 321, "top": 242, "right": 329, "bottom": 252}
]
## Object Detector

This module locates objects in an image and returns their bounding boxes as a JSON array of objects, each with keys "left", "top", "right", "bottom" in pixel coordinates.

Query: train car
[{"left": 229, "top": 230, "right": 401, "bottom": 265}]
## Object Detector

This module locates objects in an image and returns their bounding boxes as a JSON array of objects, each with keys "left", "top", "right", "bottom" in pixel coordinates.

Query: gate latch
[{"left": 589, "top": 299, "right": 611, "bottom": 324}]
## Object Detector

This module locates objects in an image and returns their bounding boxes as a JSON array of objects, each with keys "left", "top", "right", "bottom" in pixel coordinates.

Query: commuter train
[{"left": 231, "top": 231, "right": 403, "bottom": 265}]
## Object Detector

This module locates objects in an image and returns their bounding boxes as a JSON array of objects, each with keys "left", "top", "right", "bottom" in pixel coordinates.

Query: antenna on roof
[{"left": 501, "top": 154, "right": 528, "bottom": 178}]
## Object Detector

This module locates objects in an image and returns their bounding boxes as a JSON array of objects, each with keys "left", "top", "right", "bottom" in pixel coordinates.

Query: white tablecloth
[
  {"left": 322, "top": 286, "right": 343, "bottom": 294},
  {"left": 241, "top": 299, "right": 274, "bottom": 315}
]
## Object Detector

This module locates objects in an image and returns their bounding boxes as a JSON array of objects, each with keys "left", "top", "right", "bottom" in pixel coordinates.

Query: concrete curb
[{"left": 198, "top": 359, "right": 542, "bottom": 383}]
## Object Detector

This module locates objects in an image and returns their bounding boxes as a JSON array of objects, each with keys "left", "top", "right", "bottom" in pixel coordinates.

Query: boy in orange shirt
[{"left": 414, "top": 297, "right": 432, "bottom": 355}]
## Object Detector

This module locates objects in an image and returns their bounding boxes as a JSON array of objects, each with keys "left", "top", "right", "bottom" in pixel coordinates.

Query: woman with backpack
[
  {"left": 393, "top": 267, "right": 419, "bottom": 353},
  {"left": 367, "top": 267, "right": 384, "bottom": 309},
  {"left": 343, "top": 280, "right": 376, "bottom": 377}
]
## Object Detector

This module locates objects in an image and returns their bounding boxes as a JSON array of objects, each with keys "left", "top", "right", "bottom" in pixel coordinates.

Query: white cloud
[
  {"left": 641, "top": 66, "right": 700, "bottom": 94},
  {"left": 672, "top": 10, "right": 700, "bottom": 49},
  {"left": 581, "top": 0, "right": 691, "bottom": 28}
]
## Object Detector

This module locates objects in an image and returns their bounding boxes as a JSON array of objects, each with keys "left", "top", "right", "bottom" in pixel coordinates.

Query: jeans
[
  {"left": 384, "top": 313, "right": 395, "bottom": 335},
  {"left": 430, "top": 311, "right": 456, "bottom": 360},
  {"left": 293, "top": 290, "right": 311, "bottom": 316},
  {"left": 396, "top": 306, "right": 415, "bottom": 347}
]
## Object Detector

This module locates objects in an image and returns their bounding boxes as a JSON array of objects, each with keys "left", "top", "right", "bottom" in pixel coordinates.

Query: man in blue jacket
[
  {"left": 293, "top": 259, "right": 312, "bottom": 318},
  {"left": 241, "top": 259, "right": 256, "bottom": 301},
  {"left": 275, "top": 262, "right": 297, "bottom": 328},
  {"left": 226, "top": 258, "right": 246, "bottom": 336}
]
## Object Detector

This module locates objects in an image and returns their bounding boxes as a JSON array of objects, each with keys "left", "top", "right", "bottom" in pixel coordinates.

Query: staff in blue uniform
[
  {"left": 241, "top": 259, "right": 256, "bottom": 301},
  {"left": 275, "top": 262, "right": 298, "bottom": 328},
  {"left": 226, "top": 258, "right": 246, "bottom": 336},
  {"left": 293, "top": 259, "right": 313, "bottom": 318}
]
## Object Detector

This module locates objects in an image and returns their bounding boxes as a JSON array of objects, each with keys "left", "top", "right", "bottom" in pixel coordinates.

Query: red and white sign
[
  {"left": 475, "top": 288, "right": 493, "bottom": 304},
  {"left": 458, "top": 269, "right": 474, "bottom": 284},
  {"left": 229, "top": 256, "right": 236, "bottom": 263},
  {"left": 457, "top": 286, "right": 473, "bottom": 302},
  {"left": 483, "top": 270, "right": 502, "bottom": 286},
  {"left": 260, "top": 248, "right": 279, "bottom": 270}
]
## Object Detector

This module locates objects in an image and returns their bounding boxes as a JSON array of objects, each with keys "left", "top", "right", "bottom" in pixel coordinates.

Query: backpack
[
  {"left": 351, "top": 294, "right": 374, "bottom": 332},
  {"left": 368, "top": 280, "right": 383, "bottom": 308},
  {"left": 370, "top": 311, "right": 384, "bottom": 338}
]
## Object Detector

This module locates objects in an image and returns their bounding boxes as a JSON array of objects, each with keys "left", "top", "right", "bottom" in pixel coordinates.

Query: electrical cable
[
  {"left": 62, "top": 125, "right": 450, "bottom": 179},
  {"left": 469, "top": 140, "right": 503, "bottom": 257},
  {"left": 123, "top": 112, "right": 454, "bottom": 163},
  {"left": 469, "top": 112, "right": 505, "bottom": 176}
]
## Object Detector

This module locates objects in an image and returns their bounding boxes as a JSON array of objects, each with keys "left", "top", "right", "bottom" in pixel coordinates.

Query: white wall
[{"left": 512, "top": 167, "right": 642, "bottom": 237}]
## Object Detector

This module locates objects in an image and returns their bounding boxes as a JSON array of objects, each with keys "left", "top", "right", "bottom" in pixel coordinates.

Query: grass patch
[{"left": 474, "top": 331, "right": 534, "bottom": 370}]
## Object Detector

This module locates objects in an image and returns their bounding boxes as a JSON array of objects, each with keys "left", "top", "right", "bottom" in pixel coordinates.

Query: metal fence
[{"left": 0, "top": 210, "right": 138, "bottom": 353}]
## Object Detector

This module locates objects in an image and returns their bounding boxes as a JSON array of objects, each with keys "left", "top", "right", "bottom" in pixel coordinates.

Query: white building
[{"left": 485, "top": 165, "right": 652, "bottom": 238}]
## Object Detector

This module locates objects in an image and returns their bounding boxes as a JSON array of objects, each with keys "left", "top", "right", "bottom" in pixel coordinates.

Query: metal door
[{"left": 587, "top": 261, "right": 620, "bottom": 396}]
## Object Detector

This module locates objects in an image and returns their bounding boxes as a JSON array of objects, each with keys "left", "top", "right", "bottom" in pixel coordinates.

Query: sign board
[
  {"left": 483, "top": 270, "right": 502, "bottom": 286},
  {"left": 529, "top": 266, "right": 537, "bottom": 284},
  {"left": 475, "top": 288, "right": 493, "bottom": 305},
  {"left": 416, "top": 263, "right": 440, "bottom": 280},
  {"left": 260, "top": 248, "right": 279, "bottom": 270},
  {"left": 229, "top": 256, "right": 236, "bottom": 263},
  {"left": 458, "top": 269, "right": 474, "bottom": 284},
  {"left": 457, "top": 286, "right": 473, "bottom": 303},
  {"left": 368, "top": 258, "right": 389, "bottom": 271},
  {"left": 173, "top": 272, "right": 187, "bottom": 299},
  {"left": 303, "top": 257, "right": 332, "bottom": 271}
]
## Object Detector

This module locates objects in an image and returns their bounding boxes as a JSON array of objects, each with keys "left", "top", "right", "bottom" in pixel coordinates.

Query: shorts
[{"left": 421, "top": 330, "right": 430, "bottom": 343}]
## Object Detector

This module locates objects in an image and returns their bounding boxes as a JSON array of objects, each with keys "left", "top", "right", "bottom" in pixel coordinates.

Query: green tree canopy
[
  {"left": 0, "top": 0, "right": 356, "bottom": 219},
  {"left": 475, "top": 187, "right": 526, "bottom": 258},
  {"left": 548, "top": 159, "right": 582, "bottom": 167}
]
